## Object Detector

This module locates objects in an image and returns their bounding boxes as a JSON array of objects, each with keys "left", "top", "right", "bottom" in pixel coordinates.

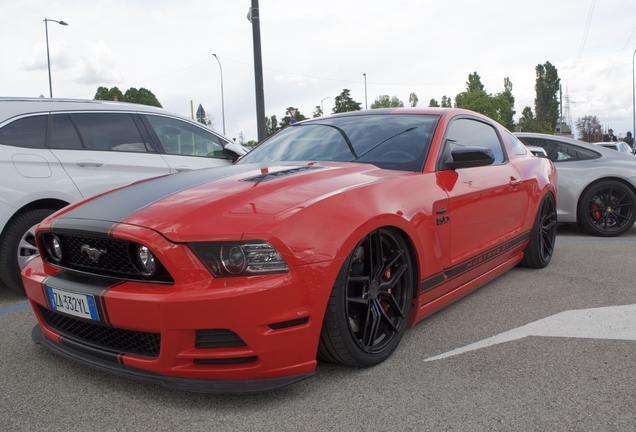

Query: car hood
[{"left": 53, "top": 162, "right": 403, "bottom": 242}]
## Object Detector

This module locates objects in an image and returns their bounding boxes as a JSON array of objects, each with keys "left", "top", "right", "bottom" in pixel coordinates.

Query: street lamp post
[
  {"left": 44, "top": 18, "right": 68, "bottom": 98},
  {"left": 321, "top": 97, "right": 331, "bottom": 115},
  {"left": 363, "top": 73, "right": 367, "bottom": 109},
  {"left": 212, "top": 54, "right": 226, "bottom": 135},
  {"left": 632, "top": 48, "right": 635, "bottom": 141}
]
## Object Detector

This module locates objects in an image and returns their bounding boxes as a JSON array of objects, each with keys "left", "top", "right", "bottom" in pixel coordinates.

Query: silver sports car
[{"left": 516, "top": 132, "right": 636, "bottom": 237}]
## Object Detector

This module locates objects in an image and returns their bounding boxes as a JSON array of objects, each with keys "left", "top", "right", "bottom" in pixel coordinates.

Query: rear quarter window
[
  {"left": 0, "top": 116, "right": 47, "bottom": 149},
  {"left": 518, "top": 137, "right": 600, "bottom": 162}
]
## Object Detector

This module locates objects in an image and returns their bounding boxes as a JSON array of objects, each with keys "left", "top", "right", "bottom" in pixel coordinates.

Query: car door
[
  {"left": 141, "top": 114, "right": 232, "bottom": 173},
  {"left": 47, "top": 112, "right": 172, "bottom": 199},
  {"left": 437, "top": 117, "right": 529, "bottom": 291}
]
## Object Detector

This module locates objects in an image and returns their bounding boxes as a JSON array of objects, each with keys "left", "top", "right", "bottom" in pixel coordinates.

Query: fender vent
[{"left": 241, "top": 166, "right": 324, "bottom": 182}]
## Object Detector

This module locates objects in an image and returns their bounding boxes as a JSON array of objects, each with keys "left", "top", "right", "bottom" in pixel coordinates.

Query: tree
[
  {"left": 517, "top": 106, "right": 537, "bottom": 132},
  {"left": 265, "top": 115, "right": 279, "bottom": 136},
  {"left": 575, "top": 115, "right": 603, "bottom": 142},
  {"left": 454, "top": 73, "right": 516, "bottom": 130},
  {"left": 94, "top": 86, "right": 124, "bottom": 101},
  {"left": 94, "top": 86, "right": 162, "bottom": 107},
  {"left": 534, "top": 61, "right": 560, "bottom": 133},
  {"left": 332, "top": 89, "right": 362, "bottom": 113},
  {"left": 409, "top": 92, "right": 419, "bottom": 107},
  {"left": 370, "top": 95, "right": 404, "bottom": 109},
  {"left": 238, "top": 131, "right": 246, "bottom": 145},
  {"left": 466, "top": 72, "right": 485, "bottom": 93},
  {"left": 123, "top": 87, "right": 162, "bottom": 107},
  {"left": 313, "top": 105, "right": 323, "bottom": 118},
  {"left": 441, "top": 95, "right": 453, "bottom": 108},
  {"left": 428, "top": 99, "right": 440, "bottom": 107}
]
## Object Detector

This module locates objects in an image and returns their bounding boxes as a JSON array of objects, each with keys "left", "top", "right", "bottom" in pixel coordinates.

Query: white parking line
[{"left": 424, "top": 304, "right": 636, "bottom": 362}]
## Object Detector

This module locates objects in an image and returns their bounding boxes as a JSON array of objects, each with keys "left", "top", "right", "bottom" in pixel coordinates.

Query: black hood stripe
[{"left": 61, "top": 164, "right": 258, "bottom": 224}]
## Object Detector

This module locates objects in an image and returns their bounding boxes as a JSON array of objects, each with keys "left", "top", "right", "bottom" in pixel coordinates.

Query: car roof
[{"left": 0, "top": 97, "right": 170, "bottom": 121}]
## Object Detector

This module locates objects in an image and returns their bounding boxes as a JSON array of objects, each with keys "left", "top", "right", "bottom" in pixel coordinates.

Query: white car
[
  {"left": 0, "top": 97, "right": 246, "bottom": 293},
  {"left": 593, "top": 141, "right": 635, "bottom": 156},
  {"left": 516, "top": 132, "right": 636, "bottom": 237}
]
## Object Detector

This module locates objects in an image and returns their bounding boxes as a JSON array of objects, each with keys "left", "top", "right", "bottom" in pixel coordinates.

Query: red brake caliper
[
  {"left": 381, "top": 264, "right": 391, "bottom": 312},
  {"left": 591, "top": 203, "right": 601, "bottom": 221}
]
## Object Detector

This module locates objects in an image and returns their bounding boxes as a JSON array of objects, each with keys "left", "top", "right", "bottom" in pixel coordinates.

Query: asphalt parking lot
[{"left": 1, "top": 224, "right": 635, "bottom": 431}]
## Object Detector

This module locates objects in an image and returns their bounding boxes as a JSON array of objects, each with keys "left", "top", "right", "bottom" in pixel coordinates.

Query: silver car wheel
[{"left": 17, "top": 223, "right": 40, "bottom": 270}]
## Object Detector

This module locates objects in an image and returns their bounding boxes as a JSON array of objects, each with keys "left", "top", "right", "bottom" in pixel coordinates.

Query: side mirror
[
  {"left": 223, "top": 142, "right": 248, "bottom": 162},
  {"left": 446, "top": 146, "right": 495, "bottom": 169}
]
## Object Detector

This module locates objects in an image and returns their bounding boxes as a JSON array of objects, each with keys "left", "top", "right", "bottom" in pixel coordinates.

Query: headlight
[
  {"left": 136, "top": 245, "right": 157, "bottom": 276},
  {"left": 43, "top": 234, "right": 63, "bottom": 263},
  {"left": 190, "top": 241, "right": 288, "bottom": 278}
]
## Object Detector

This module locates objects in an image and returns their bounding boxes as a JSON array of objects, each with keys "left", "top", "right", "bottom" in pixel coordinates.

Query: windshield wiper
[
  {"left": 355, "top": 127, "right": 417, "bottom": 160},
  {"left": 293, "top": 123, "right": 358, "bottom": 159}
]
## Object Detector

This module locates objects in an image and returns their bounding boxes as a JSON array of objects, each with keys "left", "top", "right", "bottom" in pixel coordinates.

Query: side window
[
  {"left": 0, "top": 115, "right": 47, "bottom": 149},
  {"left": 71, "top": 113, "right": 147, "bottom": 152},
  {"left": 443, "top": 118, "right": 504, "bottom": 165},
  {"left": 144, "top": 115, "right": 227, "bottom": 158},
  {"left": 505, "top": 131, "right": 528, "bottom": 155},
  {"left": 48, "top": 114, "right": 83, "bottom": 149},
  {"left": 517, "top": 137, "right": 599, "bottom": 163}
]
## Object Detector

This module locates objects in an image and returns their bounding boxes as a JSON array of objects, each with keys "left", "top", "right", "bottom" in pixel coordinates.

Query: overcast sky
[{"left": 3, "top": 0, "right": 635, "bottom": 141}]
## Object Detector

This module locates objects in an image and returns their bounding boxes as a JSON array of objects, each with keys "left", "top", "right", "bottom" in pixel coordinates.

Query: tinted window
[
  {"left": 49, "top": 114, "right": 83, "bottom": 149},
  {"left": 238, "top": 114, "right": 438, "bottom": 172},
  {"left": 517, "top": 137, "right": 599, "bottom": 162},
  {"left": 443, "top": 118, "right": 504, "bottom": 165},
  {"left": 145, "top": 115, "right": 227, "bottom": 158},
  {"left": 0, "top": 116, "right": 47, "bottom": 149},
  {"left": 72, "top": 113, "right": 147, "bottom": 152},
  {"left": 505, "top": 131, "right": 528, "bottom": 155}
]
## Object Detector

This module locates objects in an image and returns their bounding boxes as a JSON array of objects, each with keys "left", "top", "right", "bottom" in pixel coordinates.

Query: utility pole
[{"left": 248, "top": 0, "right": 267, "bottom": 142}]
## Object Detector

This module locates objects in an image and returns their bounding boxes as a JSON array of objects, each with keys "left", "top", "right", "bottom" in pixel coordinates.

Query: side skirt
[{"left": 407, "top": 252, "right": 524, "bottom": 328}]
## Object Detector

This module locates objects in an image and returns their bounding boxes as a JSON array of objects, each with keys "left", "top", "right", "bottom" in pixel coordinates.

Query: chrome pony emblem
[{"left": 81, "top": 245, "right": 107, "bottom": 263}]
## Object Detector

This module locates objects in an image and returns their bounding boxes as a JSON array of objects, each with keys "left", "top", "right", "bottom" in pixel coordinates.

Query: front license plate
[{"left": 46, "top": 286, "right": 99, "bottom": 321}]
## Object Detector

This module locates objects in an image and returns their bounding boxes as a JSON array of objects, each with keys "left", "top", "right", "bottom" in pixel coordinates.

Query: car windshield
[{"left": 237, "top": 114, "right": 439, "bottom": 172}]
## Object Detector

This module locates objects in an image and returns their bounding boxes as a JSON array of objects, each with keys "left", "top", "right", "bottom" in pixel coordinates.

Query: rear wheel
[
  {"left": 0, "top": 209, "right": 55, "bottom": 294},
  {"left": 318, "top": 228, "right": 414, "bottom": 367},
  {"left": 520, "top": 193, "right": 557, "bottom": 268},
  {"left": 578, "top": 180, "right": 636, "bottom": 237}
]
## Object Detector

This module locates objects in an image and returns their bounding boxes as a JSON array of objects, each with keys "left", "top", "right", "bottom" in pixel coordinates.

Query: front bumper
[
  {"left": 31, "top": 325, "right": 313, "bottom": 393},
  {"left": 23, "top": 255, "right": 342, "bottom": 393}
]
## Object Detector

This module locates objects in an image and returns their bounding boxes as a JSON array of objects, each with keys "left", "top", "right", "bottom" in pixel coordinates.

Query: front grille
[
  {"left": 39, "top": 305, "right": 161, "bottom": 358},
  {"left": 43, "top": 233, "right": 173, "bottom": 283}
]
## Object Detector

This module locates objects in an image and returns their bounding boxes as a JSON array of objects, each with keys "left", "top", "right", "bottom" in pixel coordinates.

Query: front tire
[
  {"left": 0, "top": 209, "right": 55, "bottom": 294},
  {"left": 578, "top": 180, "right": 636, "bottom": 237},
  {"left": 318, "top": 228, "right": 414, "bottom": 367},
  {"left": 521, "top": 193, "right": 557, "bottom": 268}
]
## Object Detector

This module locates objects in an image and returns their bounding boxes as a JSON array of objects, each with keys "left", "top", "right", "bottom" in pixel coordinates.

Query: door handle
[
  {"left": 175, "top": 166, "right": 194, "bottom": 172},
  {"left": 509, "top": 177, "right": 522, "bottom": 187},
  {"left": 75, "top": 160, "right": 104, "bottom": 167}
]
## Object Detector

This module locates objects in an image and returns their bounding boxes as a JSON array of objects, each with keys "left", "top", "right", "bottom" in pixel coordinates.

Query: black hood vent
[{"left": 241, "top": 166, "right": 325, "bottom": 183}]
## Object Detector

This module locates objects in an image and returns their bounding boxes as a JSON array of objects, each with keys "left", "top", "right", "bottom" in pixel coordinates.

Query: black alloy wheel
[
  {"left": 318, "top": 228, "right": 414, "bottom": 367},
  {"left": 578, "top": 180, "right": 636, "bottom": 237},
  {"left": 520, "top": 193, "right": 557, "bottom": 268}
]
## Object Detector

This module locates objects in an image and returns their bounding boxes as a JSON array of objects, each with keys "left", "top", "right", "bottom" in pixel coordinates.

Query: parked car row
[
  {"left": 0, "top": 97, "right": 246, "bottom": 294},
  {"left": 12, "top": 103, "right": 636, "bottom": 394}
]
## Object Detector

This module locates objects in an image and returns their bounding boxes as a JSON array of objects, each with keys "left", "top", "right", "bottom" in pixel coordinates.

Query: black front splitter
[{"left": 32, "top": 324, "right": 313, "bottom": 394}]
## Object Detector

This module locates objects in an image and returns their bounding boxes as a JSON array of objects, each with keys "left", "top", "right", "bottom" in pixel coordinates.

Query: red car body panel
[{"left": 22, "top": 108, "right": 557, "bottom": 392}]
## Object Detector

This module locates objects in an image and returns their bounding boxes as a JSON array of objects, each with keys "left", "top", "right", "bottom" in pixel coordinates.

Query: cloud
[
  {"left": 70, "top": 40, "right": 123, "bottom": 85},
  {"left": 21, "top": 41, "right": 74, "bottom": 71}
]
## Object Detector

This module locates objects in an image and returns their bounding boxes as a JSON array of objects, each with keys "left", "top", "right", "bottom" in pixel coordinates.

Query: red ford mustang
[{"left": 22, "top": 108, "right": 557, "bottom": 393}]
